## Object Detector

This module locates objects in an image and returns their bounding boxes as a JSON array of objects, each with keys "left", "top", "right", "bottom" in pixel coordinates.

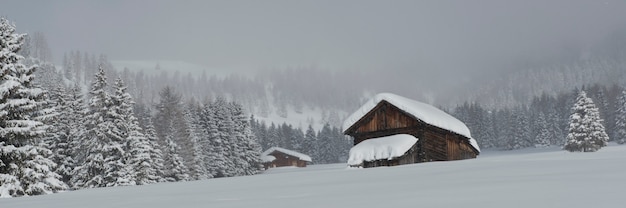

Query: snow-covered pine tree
[
  {"left": 254, "top": 120, "right": 270, "bottom": 151},
  {"left": 67, "top": 83, "right": 86, "bottom": 169},
  {"left": 534, "top": 112, "right": 551, "bottom": 147},
  {"left": 162, "top": 124, "right": 189, "bottom": 182},
  {"left": 111, "top": 77, "right": 163, "bottom": 185},
  {"left": 109, "top": 77, "right": 136, "bottom": 186},
  {"left": 0, "top": 18, "right": 67, "bottom": 197},
  {"left": 71, "top": 67, "right": 107, "bottom": 188},
  {"left": 72, "top": 65, "right": 128, "bottom": 188},
  {"left": 183, "top": 101, "right": 209, "bottom": 180},
  {"left": 199, "top": 100, "right": 224, "bottom": 178},
  {"left": 141, "top": 115, "right": 166, "bottom": 183},
  {"left": 332, "top": 126, "right": 350, "bottom": 162},
  {"left": 591, "top": 86, "right": 612, "bottom": 141},
  {"left": 301, "top": 125, "right": 317, "bottom": 163},
  {"left": 277, "top": 123, "right": 292, "bottom": 150},
  {"left": 206, "top": 97, "right": 236, "bottom": 177},
  {"left": 229, "top": 102, "right": 262, "bottom": 175},
  {"left": 494, "top": 109, "right": 513, "bottom": 149},
  {"left": 153, "top": 86, "right": 196, "bottom": 171},
  {"left": 153, "top": 86, "right": 181, "bottom": 144},
  {"left": 316, "top": 123, "right": 334, "bottom": 164},
  {"left": 546, "top": 106, "right": 564, "bottom": 146},
  {"left": 291, "top": 127, "right": 305, "bottom": 154},
  {"left": 263, "top": 123, "right": 275, "bottom": 149},
  {"left": 564, "top": 91, "right": 609, "bottom": 152},
  {"left": 615, "top": 90, "right": 626, "bottom": 144},
  {"left": 506, "top": 108, "right": 532, "bottom": 150},
  {"left": 44, "top": 85, "right": 78, "bottom": 185}
]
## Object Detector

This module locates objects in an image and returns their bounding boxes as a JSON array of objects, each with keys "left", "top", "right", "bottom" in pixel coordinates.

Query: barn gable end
[{"left": 347, "top": 101, "right": 420, "bottom": 144}]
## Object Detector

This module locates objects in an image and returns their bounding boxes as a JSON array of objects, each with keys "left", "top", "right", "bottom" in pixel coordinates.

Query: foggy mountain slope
[
  {"left": 467, "top": 55, "right": 626, "bottom": 109},
  {"left": 101, "top": 51, "right": 626, "bottom": 132},
  {"left": 462, "top": 27, "right": 626, "bottom": 109}
]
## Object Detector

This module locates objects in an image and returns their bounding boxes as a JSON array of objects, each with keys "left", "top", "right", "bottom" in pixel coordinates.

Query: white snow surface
[
  {"left": 343, "top": 93, "right": 480, "bottom": 152},
  {"left": 262, "top": 147, "right": 312, "bottom": 162},
  {"left": 260, "top": 155, "right": 276, "bottom": 163},
  {"left": 347, "top": 134, "right": 418, "bottom": 166},
  {"left": 3, "top": 144, "right": 626, "bottom": 207}
]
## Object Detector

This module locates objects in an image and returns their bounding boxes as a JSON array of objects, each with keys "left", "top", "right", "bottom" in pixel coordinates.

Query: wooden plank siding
[
  {"left": 353, "top": 101, "right": 419, "bottom": 135},
  {"left": 345, "top": 100, "right": 478, "bottom": 167}
]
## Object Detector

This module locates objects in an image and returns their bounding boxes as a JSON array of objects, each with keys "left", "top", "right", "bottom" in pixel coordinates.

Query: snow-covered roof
[
  {"left": 261, "top": 155, "right": 277, "bottom": 163},
  {"left": 262, "top": 147, "right": 312, "bottom": 162},
  {"left": 347, "top": 134, "right": 418, "bottom": 166},
  {"left": 343, "top": 93, "right": 480, "bottom": 152}
]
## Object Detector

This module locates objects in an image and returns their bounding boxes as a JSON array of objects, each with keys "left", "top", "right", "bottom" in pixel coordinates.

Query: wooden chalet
[
  {"left": 343, "top": 93, "right": 480, "bottom": 168},
  {"left": 261, "top": 147, "right": 312, "bottom": 169}
]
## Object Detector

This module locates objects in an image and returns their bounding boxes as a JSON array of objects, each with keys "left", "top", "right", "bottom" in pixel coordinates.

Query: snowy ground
[{"left": 2, "top": 144, "right": 625, "bottom": 208}]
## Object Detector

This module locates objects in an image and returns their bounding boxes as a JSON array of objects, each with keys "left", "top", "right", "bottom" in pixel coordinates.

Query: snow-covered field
[{"left": 2, "top": 144, "right": 625, "bottom": 208}]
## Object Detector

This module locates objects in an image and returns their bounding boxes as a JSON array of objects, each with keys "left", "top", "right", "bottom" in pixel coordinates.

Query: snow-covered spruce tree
[
  {"left": 162, "top": 124, "right": 189, "bottom": 182},
  {"left": 198, "top": 100, "right": 218, "bottom": 179},
  {"left": 140, "top": 115, "right": 166, "bottom": 183},
  {"left": 301, "top": 124, "right": 317, "bottom": 163},
  {"left": 615, "top": 90, "right": 626, "bottom": 144},
  {"left": 66, "top": 83, "right": 85, "bottom": 177},
  {"left": 204, "top": 97, "right": 233, "bottom": 178},
  {"left": 564, "top": 91, "right": 609, "bottom": 152},
  {"left": 264, "top": 123, "right": 278, "bottom": 150},
  {"left": 109, "top": 78, "right": 135, "bottom": 186},
  {"left": 534, "top": 112, "right": 552, "bottom": 148},
  {"left": 183, "top": 101, "right": 209, "bottom": 180},
  {"left": 251, "top": 118, "right": 269, "bottom": 151},
  {"left": 591, "top": 87, "right": 612, "bottom": 140},
  {"left": 510, "top": 108, "right": 532, "bottom": 150},
  {"left": 45, "top": 85, "right": 77, "bottom": 185},
  {"left": 291, "top": 127, "right": 305, "bottom": 154},
  {"left": 546, "top": 107, "right": 564, "bottom": 146},
  {"left": 0, "top": 18, "right": 67, "bottom": 197},
  {"left": 229, "top": 102, "right": 262, "bottom": 175},
  {"left": 153, "top": 86, "right": 181, "bottom": 145},
  {"left": 111, "top": 77, "right": 161, "bottom": 185},
  {"left": 99, "top": 75, "right": 131, "bottom": 187},
  {"left": 72, "top": 66, "right": 127, "bottom": 188},
  {"left": 316, "top": 123, "right": 334, "bottom": 164},
  {"left": 214, "top": 98, "right": 237, "bottom": 176}
]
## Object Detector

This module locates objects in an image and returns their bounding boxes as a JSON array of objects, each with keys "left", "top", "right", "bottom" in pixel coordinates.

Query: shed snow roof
[
  {"left": 343, "top": 93, "right": 480, "bottom": 152},
  {"left": 261, "top": 155, "right": 276, "bottom": 163},
  {"left": 261, "top": 147, "right": 312, "bottom": 162},
  {"left": 347, "top": 134, "right": 418, "bottom": 166}
]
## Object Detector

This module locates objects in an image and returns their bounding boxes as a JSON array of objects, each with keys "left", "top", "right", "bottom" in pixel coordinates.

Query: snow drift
[{"left": 347, "top": 134, "right": 418, "bottom": 166}]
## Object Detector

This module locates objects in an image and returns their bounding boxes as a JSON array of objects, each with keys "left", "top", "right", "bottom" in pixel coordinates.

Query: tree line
[
  {"left": 454, "top": 84, "right": 626, "bottom": 150},
  {"left": 250, "top": 119, "right": 353, "bottom": 164}
]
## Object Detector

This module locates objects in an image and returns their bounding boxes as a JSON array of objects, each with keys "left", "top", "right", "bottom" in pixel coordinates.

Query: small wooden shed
[
  {"left": 261, "top": 147, "right": 312, "bottom": 169},
  {"left": 343, "top": 93, "right": 480, "bottom": 168}
]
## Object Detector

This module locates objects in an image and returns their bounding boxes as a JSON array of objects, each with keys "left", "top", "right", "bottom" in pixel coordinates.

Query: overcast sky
[{"left": 3, "top": 0, "right": 626, "bottom": 82}]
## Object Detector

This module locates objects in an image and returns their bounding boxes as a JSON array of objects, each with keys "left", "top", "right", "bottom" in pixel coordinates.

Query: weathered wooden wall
[{"left": 354, "top": 101, "right": 419, "bottom": 135}]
